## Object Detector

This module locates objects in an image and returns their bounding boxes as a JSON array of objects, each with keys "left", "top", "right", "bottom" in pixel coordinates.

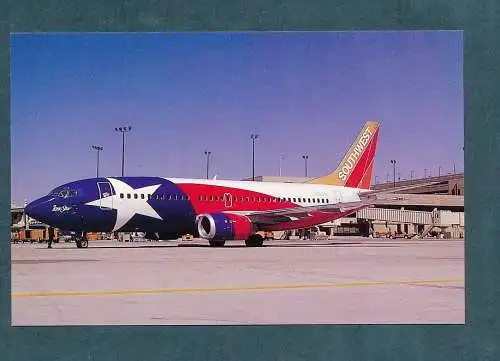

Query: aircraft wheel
[
  {"left": 245, "top": 235, "right": 264, "bottom": 247},
  {"left": 80, "top": 239, "right": 89, "bottom": 248},
  {"left": 75, "top": 239, "right": 82, "bottom": 248},
  {"left": 209, "top": 240, "right": 225, "bottom": 247}
]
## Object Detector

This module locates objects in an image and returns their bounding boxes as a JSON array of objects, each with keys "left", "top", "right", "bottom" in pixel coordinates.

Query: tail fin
[{"left": 308, "top": 121, "right": 380, "bottom": 189}]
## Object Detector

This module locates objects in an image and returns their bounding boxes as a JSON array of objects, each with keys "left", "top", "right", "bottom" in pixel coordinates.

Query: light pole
[
  {"left": 438, "top": 166, "right": 442, "bottom": 177},
  {"left": 302, "top": 155, "right": 309, "bottom": 177},
  {"left": 23, "top": 199, "right": 28, "bottom": 231},
  {"left": 390, "top": 159, "right": 396, "bottom": 188},
  {"left": 410, "top": 170, "right": 415, "bottom": 184},
  {"left": 375, "top": 175, "right": 379, "bottom": 184},
  {"left": 424, "top": 168, "right": 428, "bottom": 178},
  {"left": 279, "top": 154, "right": 287, "bottom": 177},
  {"left": 114, "top": 126, "right": 132, "bottom": 177},
  {"left": 91, "top": 145, "right": 103, "bottom": 178},
  {"left": 204, "top": 151, "right": 211, "bottom": 179},
  {"left": 250, "top": 134, "right": 258, "bottom": 181},
  {"left": 453, "top": 163, "right": 456, "bottom": 174}
]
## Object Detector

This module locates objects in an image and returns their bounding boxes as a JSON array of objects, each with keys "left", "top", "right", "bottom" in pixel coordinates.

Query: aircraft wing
[
  {"left": 225, "top": 181, "right": 442, "bottom": 226},
  {"left": 226, "top": 201, "right": 373, "bottom": 226}
]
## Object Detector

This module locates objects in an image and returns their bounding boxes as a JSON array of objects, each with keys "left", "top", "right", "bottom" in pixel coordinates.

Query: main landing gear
[
  {"left": 245, "top": 234, "right": 264, "bottom": 247},
  {"left": 75, "top": 232, "right": 89, "bottom": 248},
  {"left": 209, "top": 240, "right": 226, "bottom": 247},
  {"left": 207, "top": 234, "right": 265, "bottom": 247}
]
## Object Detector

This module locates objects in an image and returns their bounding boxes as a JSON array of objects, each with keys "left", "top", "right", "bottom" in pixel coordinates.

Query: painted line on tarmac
[{"left": 12, "top": 278, "right": 464, "bottom": 299}]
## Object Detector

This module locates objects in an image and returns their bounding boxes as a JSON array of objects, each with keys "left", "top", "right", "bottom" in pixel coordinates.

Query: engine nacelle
[{"left": 196, "top": 213, "right": 253, "bottom": 240}]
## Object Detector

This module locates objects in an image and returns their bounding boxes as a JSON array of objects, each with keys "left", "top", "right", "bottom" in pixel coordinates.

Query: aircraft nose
[
  {"left": 25, "top": 199, "right": 41, "bottom": 220},
  {"left": 25, "top": 197, "right": 52, "bottom": 223}
]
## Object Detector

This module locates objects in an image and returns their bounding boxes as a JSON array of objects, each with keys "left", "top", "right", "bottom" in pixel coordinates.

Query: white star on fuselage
[{"left": 85, "top": 178, "right": 163, "bottom": 231}]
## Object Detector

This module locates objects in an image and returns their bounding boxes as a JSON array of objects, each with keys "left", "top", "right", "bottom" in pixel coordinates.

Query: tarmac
[{"left": 11, "top": 237, "right": 464, "bottom": 325}]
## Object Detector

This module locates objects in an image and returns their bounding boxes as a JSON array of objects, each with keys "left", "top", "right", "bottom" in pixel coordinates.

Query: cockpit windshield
[{"left": 49, "top": 187, "right": 78, "bottom": 198}]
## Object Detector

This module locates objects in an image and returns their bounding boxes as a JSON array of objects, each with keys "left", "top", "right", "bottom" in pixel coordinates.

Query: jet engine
[{"left": 196, "top": 213, "right": 253, "bottom": 241}]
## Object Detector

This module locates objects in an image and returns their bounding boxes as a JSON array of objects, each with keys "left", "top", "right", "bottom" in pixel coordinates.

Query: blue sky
[{"left": 11, "top": 31, "right": 463, "bottom": 204}]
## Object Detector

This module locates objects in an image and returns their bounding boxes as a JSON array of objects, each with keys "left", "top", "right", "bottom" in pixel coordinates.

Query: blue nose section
[
  {"left": 25, "top": 199, "right": 40, "bottom": 219},
  {"left": 25, "top": 197, "right": 54, "bottom": 224}
]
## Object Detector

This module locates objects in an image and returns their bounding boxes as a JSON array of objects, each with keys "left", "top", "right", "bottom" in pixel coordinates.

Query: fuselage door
[
  {"left": 223, "top": 193, "right": 233, "bottom": 208},
  {"left": 97, "top": 182, "right": 113, "bottom": 210},
  {"left": 334, "top": 191, "right": 341, "bottom": 204}
]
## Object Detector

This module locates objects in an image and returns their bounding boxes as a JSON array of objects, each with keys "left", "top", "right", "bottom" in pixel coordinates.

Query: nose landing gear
[{"left": 75, "top": 232, "right": 89, "bottom": 248}]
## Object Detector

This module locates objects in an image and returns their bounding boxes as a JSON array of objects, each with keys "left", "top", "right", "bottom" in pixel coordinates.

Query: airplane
[{"left": 24, "top": 120, "right": 408, "bottom": 248}]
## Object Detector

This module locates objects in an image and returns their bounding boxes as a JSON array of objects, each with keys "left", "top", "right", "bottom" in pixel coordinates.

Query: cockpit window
[{"left": 50, "top": 188, "right": 77, "bottom": 198}]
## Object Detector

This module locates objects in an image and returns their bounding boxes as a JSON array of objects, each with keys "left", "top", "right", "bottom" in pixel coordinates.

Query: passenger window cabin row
[
  {"left": 119, "top": 193, "right": 190, "bottom": 201},
  {"left": 197, "top": 195, "right": 330, "bottom": 204},
  {"left": 118, "top": 193, "right": 330, "bottom": 204}
]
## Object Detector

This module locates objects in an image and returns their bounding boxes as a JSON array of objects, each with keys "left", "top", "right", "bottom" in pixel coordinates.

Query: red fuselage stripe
[
  {"left": 176, "top": 183, "right": 299, "bottom": 214},
  {"left": 176, "top": 183, "right": 357, "bottom": 231}
]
